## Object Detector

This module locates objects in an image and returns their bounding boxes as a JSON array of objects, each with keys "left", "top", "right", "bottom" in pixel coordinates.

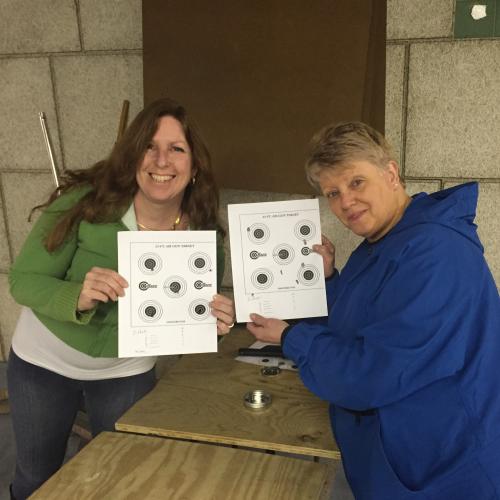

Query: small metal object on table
[
  {"left": 116, "top": 326, "right": 340, "bottom": 460},
  {"left": 244, "top": 389, "right": 272, "bottom": 410},
  {"left": 261, "top": 366, "right": 281, "bottom": 376}
]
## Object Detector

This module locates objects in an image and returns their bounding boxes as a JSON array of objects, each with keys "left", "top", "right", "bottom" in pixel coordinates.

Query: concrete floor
[{"left": 0, "top": 361, "right": 353, "bottom": 499}]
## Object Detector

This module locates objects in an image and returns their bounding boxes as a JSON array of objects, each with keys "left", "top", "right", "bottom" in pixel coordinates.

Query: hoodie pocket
[{"left": 334, "top": 408, "right": 424, "bottom": 499}]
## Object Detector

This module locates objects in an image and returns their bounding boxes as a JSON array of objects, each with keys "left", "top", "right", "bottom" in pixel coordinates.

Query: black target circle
[
  {"left": 294, "top": 220, "right": 316, "bottom": 241},
  {"left": 303, "top": 270, "right": 314, "bottom": 280},
  {"left": 297, "top": 265, "right": 320, "bottom": 286},
  {"left": 272, "top": 244, "right": 295, "bottom": 265},
  {"left": 257, "top": 273, "right": 268, "bottom": 284},
  {"left": 247, "top": 223, "right": 270, "bottom": 244},
  {"left": 145, "top": 306, "right": 156, "bottom": 317},
  {"left": 188, "top": 252, "right": 212, "bottom": 274},
  {"left": 251, "top": 268, "right": 273, "bottom": 289},
  {"left": 163, "top": 276, "right": 187, "bottom": 298},
  {"left": 194, "top": 257, "right": 205, "bottom": 268},
  {"left": 138, "top": 253, "right": 162, "bottom": 274},
  {"left": 189, "top": 299, "right": 211, "bottom": 321},
  {"left": 138, "top": 300, "right": 163, "bottom": 322},
  {"left": 195, "top": 304, "right": 207, "bottom": 315}
]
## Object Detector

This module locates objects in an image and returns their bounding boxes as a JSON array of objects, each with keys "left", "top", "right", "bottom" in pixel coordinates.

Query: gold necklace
[{"left": 137, "top": 212, "right": 182, "bottom": 231}]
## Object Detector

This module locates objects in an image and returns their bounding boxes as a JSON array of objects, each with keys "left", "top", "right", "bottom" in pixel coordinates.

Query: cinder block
[
  {"left": 0, "top": 203, "right": 11, "bottom": 273},
  {"left": 0, "top": 0, "right": 79, "bottom": 54},
  {"left": 385, "top": 44, "right": 406, "bottom": 166},
  {"left": 387, "top": 0, "right": 454, "bottom": 39},
  {"left": 52, "top": 54, "right": 143, "bottom": 171},
  {"left": 445, "top": 181, "right": 500, "bottom": 287},
  {"left": 219, "top": 189, "right": 310, "bottom": 288},
  {"left": 0, "top": 273, "right": 22, "bottom": 360},
  {"left": 2, "top": 173, "right": 54, "bottom": 259},
  {"left": 79, "top": 0, "right": 142, "bottom": 50},
  {"left": 0, "top": 58, "right": 63, "bottom": 172},
  {"left": 406, "top": 180, "right": 441, "bottom": 196},
  {"left": 406, "top": 40, "right": 500, "bottom": 178}
]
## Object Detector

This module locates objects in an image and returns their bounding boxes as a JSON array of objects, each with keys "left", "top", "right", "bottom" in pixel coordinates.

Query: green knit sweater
[{"left": 9, "top": 187, "right": 225, "bottom": 357}]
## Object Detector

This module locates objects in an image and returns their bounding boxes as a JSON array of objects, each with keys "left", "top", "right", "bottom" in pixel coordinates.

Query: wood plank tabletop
[
  {"left": 116, "top": 327, "right": 340, "bottom": 459},
  {"left": 31, "top": 432, "right": 337, "bottom": 500}
]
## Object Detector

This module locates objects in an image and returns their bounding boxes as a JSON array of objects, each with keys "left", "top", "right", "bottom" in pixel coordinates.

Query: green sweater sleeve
[{"left": 9, "top": 188, "right": 95, "bottom": 325}]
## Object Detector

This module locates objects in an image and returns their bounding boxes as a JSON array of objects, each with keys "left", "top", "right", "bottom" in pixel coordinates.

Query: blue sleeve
[{"left": 283, "top": 229, "right": 482, "bottom": 410}]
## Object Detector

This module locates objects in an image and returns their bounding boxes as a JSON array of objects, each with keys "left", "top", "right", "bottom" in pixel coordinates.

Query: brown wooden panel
[
  {"left": 31, "top": 432, "right": 337, "bottom": 499},
  {"left": 143, "top": 0, "right": 385, "bottom": 193},
  {"left": 116, "top": 327, "right": 340, "bottom": 459}
]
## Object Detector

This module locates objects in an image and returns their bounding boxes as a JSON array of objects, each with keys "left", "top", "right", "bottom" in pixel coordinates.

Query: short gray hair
[{"left": 305, "top": 122, "right": 400, "bottom": 191}]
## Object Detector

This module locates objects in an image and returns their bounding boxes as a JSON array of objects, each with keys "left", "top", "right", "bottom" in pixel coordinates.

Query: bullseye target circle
[
  {"left": 138, "top": 253, "right": 162, "bottom": 275},
  {"left": 294, "top": 220, "right": 316, "bottom": 241},
  {"left": 138, "top": 300, "right": 163, "bottom": 322},
  {"left": 247, "top": 223, "right": 270, "bottom": 244},
  {"left": 251, "top": 268, "right": 273, "bottom": 289},
  {"left": 188, "top": 252, "right": 211, "bottom": 274},
  {"left": 163, "top": 276, "right": 187, "bottom": 298},
  {"left": 272, "top": 244, "right": 295, "bottom": 265},
  {"left": 189, "top": 299, "right": 211, "bottom": 321},
  {"left": 297, "top": 265, "right": 320, "bottom": 286}
]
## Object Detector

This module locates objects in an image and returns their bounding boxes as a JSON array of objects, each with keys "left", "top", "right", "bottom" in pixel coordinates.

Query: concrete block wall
[
  {"left": 0, "top": 0, "right": 143, "bottom": 359},
  {"left": 0, "top": 1, "right": 498, "bottom": 359},
  {"left": 386, "top": 0, "right": 500, "bottom": 283}
]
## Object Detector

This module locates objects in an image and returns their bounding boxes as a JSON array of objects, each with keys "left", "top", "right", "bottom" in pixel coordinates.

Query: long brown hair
[{"left": 39, "top": 98, "right": 223, "bottom": 252}]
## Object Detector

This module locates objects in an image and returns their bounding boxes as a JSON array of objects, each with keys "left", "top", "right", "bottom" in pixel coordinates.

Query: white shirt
[{"left": 11, "top": 203, "right": 156, "bottom": 380}]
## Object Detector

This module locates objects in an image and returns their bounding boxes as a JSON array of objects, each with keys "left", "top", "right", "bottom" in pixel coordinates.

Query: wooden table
[
  {"left": 116, "top": 327, "right": 340, "bottom": 459},
  {"left": 31, "top": 432, "right": 337, "bottom": 499}
]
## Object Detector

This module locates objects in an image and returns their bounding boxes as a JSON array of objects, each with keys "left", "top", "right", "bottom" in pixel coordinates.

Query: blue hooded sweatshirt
[{"left": 283, "top": 183, "right": 500, "bottom": 499}]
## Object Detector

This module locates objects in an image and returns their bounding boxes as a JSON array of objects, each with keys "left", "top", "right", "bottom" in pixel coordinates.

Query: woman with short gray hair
[{"left": 247, "top": 121, "right": 500, "bottom": 500}]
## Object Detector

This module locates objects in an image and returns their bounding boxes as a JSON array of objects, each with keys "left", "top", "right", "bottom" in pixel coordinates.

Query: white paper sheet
[
  {"left": 228, "top": 199, "right": 328, "bottom": 322},
  {"left": 118, "top": 230, "right": 217, "bottom": 357}
]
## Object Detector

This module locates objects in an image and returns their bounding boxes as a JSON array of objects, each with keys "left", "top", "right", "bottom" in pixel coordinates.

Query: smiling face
[
  {"left": 135, "top": 115, "right": 193, "bottom": 208},
  {"left": 318, "top": 160, "right": 406, "bottom": 242}
]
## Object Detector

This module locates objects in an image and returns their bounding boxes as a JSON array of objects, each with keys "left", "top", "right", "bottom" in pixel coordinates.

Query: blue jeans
[{"left": 7, "top": 349, "right": 156, "bottom": 500}]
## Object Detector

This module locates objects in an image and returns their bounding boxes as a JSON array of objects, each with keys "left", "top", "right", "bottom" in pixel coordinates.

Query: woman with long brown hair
[{"left": 7, "top": 98, "right": 235, "bottom": 499}]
